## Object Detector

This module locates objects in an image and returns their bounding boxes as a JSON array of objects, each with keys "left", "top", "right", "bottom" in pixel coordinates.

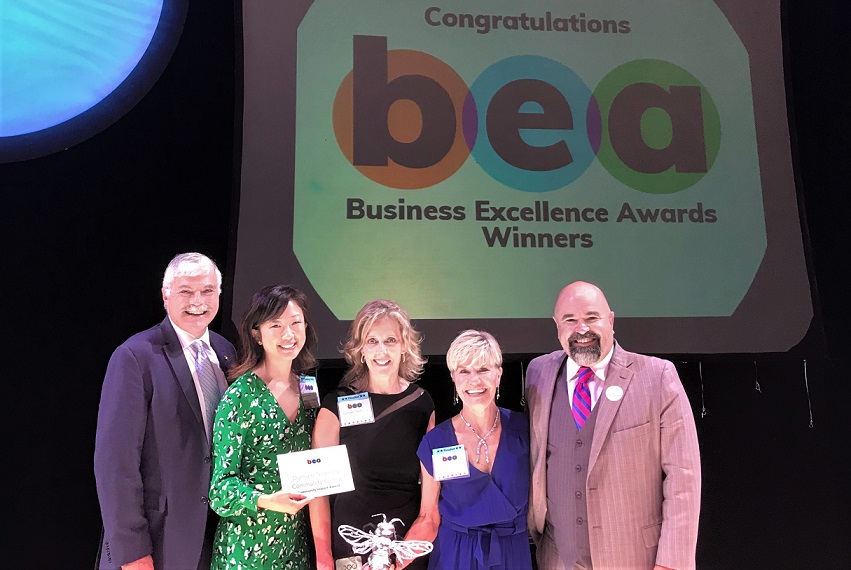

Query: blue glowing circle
[
  {"left": 0, "top": 0, "right": 187, "bottom": 162},
  {"left": 466, "top": 55, "right": 598, "bottom": 193}
]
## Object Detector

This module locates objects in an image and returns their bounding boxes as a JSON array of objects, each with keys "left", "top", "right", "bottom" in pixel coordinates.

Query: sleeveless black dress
[{"left": 321, "top": 383, "right": 434, "bottom": 569}]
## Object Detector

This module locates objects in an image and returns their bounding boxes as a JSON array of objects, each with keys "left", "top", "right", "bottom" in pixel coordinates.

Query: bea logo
[
  {"left": 347, "top": 403, "right": 364, "bottom": 409},
  {"left": 442, "top": 455, "right": 459, "bottom": 462},
  {"left": 306, "top": 458, "right": 322, "bottom": 465},
  {"left": 333, "top": 36, "right": 720, "bottom": 194}
]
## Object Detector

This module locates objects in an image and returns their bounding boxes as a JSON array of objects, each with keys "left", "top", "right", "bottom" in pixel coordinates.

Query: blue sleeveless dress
[{"left": 416, "top": 408, "right": 533, "bottom": 570}]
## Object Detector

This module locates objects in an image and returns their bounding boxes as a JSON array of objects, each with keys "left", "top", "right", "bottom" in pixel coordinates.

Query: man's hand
[{"left": 122, "top": 555, "right": 154, "bottom": 570}]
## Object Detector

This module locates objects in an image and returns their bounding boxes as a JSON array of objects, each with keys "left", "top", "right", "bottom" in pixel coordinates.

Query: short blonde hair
[
  {"left": 341, "top": 299, "right": 426, "bottom": 391},
  {"left": 446, "top": 330, "right": 503, "bottom": 373}
]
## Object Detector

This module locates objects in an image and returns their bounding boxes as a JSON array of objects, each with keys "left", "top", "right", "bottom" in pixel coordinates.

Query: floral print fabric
[{"left": 209, "top": 371, "right": 314, "bottom": 569}]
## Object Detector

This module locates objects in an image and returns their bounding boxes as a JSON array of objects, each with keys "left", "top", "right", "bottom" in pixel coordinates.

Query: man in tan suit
[{"left": 527, "top": 282, "right": 700, "bottom": 570}]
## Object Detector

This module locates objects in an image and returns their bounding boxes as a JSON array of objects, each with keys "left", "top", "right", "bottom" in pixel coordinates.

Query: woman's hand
[
  {"left": 315, "top": 556, "right": 335, "bottom": 570},
  {"left": 121, "top": 555, "right": 154, "bottom": 570},
  {"left": 256, "top": 491, "right": 312, "bottom": 514}
]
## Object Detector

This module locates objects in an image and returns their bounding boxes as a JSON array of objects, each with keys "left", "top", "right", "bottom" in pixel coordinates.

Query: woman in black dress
[{"left": 311, "top": 299, "right": 435, "bottom": 570}]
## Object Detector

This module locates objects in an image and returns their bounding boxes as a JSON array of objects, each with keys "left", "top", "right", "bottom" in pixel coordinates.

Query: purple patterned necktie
[{"left": 572, "top": 367, "right": 594, "bottom": 430}]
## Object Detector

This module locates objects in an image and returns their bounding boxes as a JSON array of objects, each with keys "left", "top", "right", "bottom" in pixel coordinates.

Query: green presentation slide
[{"left": 233, "top": 0, "right": 813, "bottom": 356}]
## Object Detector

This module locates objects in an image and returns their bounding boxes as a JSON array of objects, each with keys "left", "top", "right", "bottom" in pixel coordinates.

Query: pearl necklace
[{"left": 460, "top": 410, "right": 499, "bottom": 464}]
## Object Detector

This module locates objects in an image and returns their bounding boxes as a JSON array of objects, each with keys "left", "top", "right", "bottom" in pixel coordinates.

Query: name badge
[
  {"left": 337, "top": 393, "right": 375, "bottom": 427},
  {"left": 431, "top": 444, "right": 470, "bottom": 481},
  {"left": 299, "top": 375, "right": 320, "bottom": 409},
  {"left": 278, "top": 444, "right": 356, "bottom": 498}
]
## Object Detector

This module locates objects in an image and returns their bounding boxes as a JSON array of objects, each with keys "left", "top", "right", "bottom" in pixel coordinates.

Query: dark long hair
[{"left": 228, "top": 285, "right": 318, "bottom": 381}]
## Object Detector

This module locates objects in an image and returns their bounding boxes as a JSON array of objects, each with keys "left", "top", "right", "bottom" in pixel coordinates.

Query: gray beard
[{"left": 570, "top": 343, "right": 601, "bottom": 367}]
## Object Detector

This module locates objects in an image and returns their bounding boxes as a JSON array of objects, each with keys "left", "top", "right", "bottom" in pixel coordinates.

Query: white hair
[
  {"left": 446, "top": 330, "right": 503, "bottom": 372},
  {"left": 162, "top": 252, "right": 222, "bottom": 294}
]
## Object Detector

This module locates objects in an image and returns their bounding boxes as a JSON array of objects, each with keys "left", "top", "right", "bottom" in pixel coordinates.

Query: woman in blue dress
[{"left": 407, "top": 330, "right": 532, "bottom": 570}]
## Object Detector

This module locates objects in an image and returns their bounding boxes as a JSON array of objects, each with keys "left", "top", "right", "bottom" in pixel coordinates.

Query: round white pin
[{"left": 606, "top": 386, "right": 624, "bottom": 401}]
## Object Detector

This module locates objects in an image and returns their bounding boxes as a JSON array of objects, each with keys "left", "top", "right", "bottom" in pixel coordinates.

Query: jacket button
[
  {"left": 576, "top": 517, "right": 584, "bottom": 525},
  {"left": 204, "top": 456, "right": 211, "bottom": 464},
  {"left": 575, "top": 464, "right": 582, "bottom": 472},
  {"left": 201, "top": 497, "right": 209, "bottom": 504},
  {"left": 576, "top": 439, "right": 583, "bottom": 447},
  {"left": 575, "top": 491, "right": 582, "bottom": 499}
]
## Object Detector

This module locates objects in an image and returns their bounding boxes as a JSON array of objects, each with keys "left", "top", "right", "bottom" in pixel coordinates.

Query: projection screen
[{"left": 231, "top": 0, "right": 815, "bottom": 357}]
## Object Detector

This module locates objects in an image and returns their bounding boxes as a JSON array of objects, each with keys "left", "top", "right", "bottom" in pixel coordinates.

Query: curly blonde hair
[{"left": 340, "top": 299, "right": 425, "bottom": 391}]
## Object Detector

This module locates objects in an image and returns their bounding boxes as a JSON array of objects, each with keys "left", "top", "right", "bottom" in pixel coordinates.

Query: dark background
[{"left": 2, "top": 1, "right": 848, "bottom": 568}]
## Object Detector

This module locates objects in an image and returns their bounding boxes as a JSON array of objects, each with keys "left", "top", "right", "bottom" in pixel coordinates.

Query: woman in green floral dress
[{"left": 209, "top": 285, "right": 319, "bottom": 569}]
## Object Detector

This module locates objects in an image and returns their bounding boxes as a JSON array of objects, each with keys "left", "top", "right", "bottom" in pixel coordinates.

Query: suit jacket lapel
[
  {"left": 209, "top": 335, "right": 233, "bottom": 378},
  {"left": 589, "top": 344, "right": 634, "bottom": 471},
  {"left": 535, "top": 352, "right": 567, "bottom": 471},
  {"left": 160, "top": 318, "right": 204, "bottom": 429}
]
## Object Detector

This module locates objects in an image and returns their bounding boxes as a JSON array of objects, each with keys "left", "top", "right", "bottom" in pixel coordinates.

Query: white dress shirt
[
  {"left": 169, "top": 319, "right": 228, "bottom": 437},
  {"left": 564, "top": 345, "right": 615, "bottom": 411}
]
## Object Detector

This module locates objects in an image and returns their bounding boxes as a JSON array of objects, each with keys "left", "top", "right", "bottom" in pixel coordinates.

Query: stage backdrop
[{"left": 232, "top": 0, "right": 815, "bottom": 357}]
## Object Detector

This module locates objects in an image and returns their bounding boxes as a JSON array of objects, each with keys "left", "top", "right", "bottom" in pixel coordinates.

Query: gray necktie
[{"left": 191, "top": 340, "right": 221, "bottom": 443}]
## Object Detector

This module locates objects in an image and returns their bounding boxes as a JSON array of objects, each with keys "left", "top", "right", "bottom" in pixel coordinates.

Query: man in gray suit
[
  {"left": 527, "top": 281, "right": 701, "bottom": 570},
  {"left": 95, "top": 253, "right": 236, "bottom": 570}
]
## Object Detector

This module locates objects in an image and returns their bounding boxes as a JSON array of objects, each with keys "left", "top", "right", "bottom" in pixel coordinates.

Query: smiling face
[
  {"left": 452, "top": 358, "right": 502, "bottom": 411},
  {"left": 553, "top": 282, "right": 615, "bottom": 367},
  {"left": 361, "top": 317, "right": 404, "bottom": 381},
  {"left": 255, "top": 301, "right": 306, "bottom": 363},
  {"left": 162, "top": 269, "right": 220, "bottom": 338}
]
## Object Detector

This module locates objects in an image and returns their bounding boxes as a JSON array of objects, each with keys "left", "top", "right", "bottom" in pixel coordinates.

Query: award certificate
[{"left": 278, "top": 445, "right": 355, "bottom": 497}]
